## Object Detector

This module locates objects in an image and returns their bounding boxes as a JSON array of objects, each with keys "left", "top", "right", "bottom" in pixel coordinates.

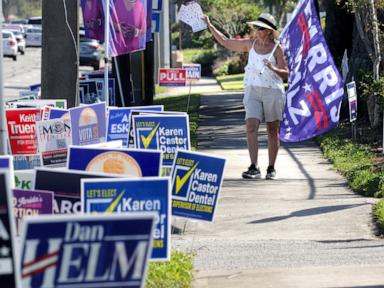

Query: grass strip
[
  {"left": 146, "top": 250, "right": 194, "bottom": 288},
  {"left": 317, "top": 128, "right": 384, "bottom": 198},
  {"left": 216, "top": 73, "right": 244, "bottom": 90},
  {"left": 154, "top": 93, "right": 200, "bottom": 150},
  {"left": 318, "top": 128, "right": 384, "bottom": 234}
]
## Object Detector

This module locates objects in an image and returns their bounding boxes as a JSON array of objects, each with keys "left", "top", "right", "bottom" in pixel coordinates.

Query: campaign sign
[
  {"left": 13, "top": 99, "right": 67, "bottom": 109},
  {"left": 12, "top": 189, "right": 53, "bottom": 236},
  {"left": 68, "top": 147, "right": 161, "bottom": 177},
  {"left": 34, "top": 168, "right": 115, "bottom": 214},
  {"left": 153, "top": 0, "right": 162, "bottom": 10},
  {"left": 132, "top": 115, "right": 190, "bottom": 167},
  {"left": 37, "top": 118, "right": 72, "bottom": 167},
  {"left": 127, "top": 110, "right": 185, "bottom": 148},
  {"left": 0, "top": 156, "right": 11, "bottom": 169},
  {"left": 152, "top": 11, "right": 160, "bottom": 33},
  {"left": 346, "top": 81, "right": 357, "bottom": 122},
  {"left": 13, "top": 155, "right": 41, "bottom": 170},
  {"left": 20, "top": 214, "right": 155, "bottom": 288},
  {"left": 107, "top": 105, "right": 163, "bottom": 146},
  {"left": 6, "top": 109, "right": 40, "bottom": 155},
  {"left": 15, "top": 170, "right": 34, "bottom": 190},
  {"left": 82, "top": 178, "right": 170, "bottom": 260},
  {"left": 182, "top": 63, "right": 201, "bottom": 81},
  {"left": 49, "top": 108, "right": 69, "bottom": 120},
  {"left": 70, "top": 102, "right": 107, "bottom": 146},
  {"left": 159, "top": 68, "right": 186, "bottom": 87},
  {"left": 0, "top": 171, "right": 19, "bottom": 287},
  {"left": 171, "top": 151, "right": 226, "bottom": 222}
]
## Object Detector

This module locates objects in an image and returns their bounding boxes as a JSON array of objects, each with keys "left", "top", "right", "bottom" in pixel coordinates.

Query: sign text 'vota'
[
  {"left": 0, "top": 171, "right": 19, "bottom": 287},
  {"left": 171, "top": 151, "right": 226, "bottom": 222},
  {"left": 68, "top": 146, "right": 161, "bottom": 177},
  {"left": 20, "top": 214, "right": 155, "bottom": 288},
  {"left": 182, "top": 63, "right": 201, "bottom": 81},
  {"left": 82, "top": 178, "right": 170, "bottom": 260},
  {"left": 107, "top": 105, "right": 163, "bottom": 146},
  {"left": 133, "top": 115, "right": 190, "bottom": 167},
  {"left": 69, "top": 102, "right": 106, "bottom": 146},
  {"left": 159, "top": 68, "right": 186, "bottom": 87},
  {"left": 6, "top": 109, "right": 40, "bottom": 155}
]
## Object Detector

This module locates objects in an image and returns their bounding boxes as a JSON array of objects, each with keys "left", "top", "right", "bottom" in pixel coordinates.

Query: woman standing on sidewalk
[{"left": 202, "top": 13, "right": 288, "bottom": 180}]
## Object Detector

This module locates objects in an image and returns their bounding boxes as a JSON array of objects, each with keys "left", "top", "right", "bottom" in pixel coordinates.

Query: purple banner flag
[
  {"left": 279, "top": 0, "right": 344, "bottom": 142},
  {"left": 106, "top": 0, "right": 147, "bottom": 57},
  {"left": 81, "top": 0, "right": 105, "bottom": 41}
]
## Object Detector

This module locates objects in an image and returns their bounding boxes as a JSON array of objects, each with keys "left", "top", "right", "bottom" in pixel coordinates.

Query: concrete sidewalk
[{"left": 172, "top": 91, "right": 384, "bottom": 287}]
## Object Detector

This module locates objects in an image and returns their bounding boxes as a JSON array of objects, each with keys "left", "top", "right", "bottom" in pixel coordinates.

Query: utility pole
[
  {"left": 41, "top": 0, "right": 79, "bottom": 108},
  {"left": 0, "top": 1, "right": 7, "bottom": 154}
]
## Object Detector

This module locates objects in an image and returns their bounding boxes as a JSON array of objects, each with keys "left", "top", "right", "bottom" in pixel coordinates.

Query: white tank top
[{"left": 243, "top": 40, "right": 284, "bottom": 91}]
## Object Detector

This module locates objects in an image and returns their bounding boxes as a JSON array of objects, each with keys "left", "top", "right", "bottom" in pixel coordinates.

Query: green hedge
[{"left": 318, "top": 129, "right": 384, "bottom": 197}]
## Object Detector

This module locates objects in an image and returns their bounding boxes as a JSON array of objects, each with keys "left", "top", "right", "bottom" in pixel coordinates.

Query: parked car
[
  {"left": 10, "top": 19, "right": 28, "bottom": 25},
  {"left": 80, "top": 31, "right": 102, "bottom": 70},
  {"left": 7, "top": 29, "right": 26, "bottom": 54},
  {"left": 26, "top": 27, "right": 42, "bottom": 47},
  {"left": 2, "top": 31, "right": 18, "bottom": 61},
  {"left": 27, "top": 16, "right": 42, "bottom": 26}
]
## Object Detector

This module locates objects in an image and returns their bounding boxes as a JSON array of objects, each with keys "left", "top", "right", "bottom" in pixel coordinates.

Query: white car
[
  {"left": 8, "top": 29, "right": 26, "bottom": 54},
  {"left": 26, "top": 27, "right": 42, "bottom": 47},
  {"left": 2, "top": 31, "right": 18, "bottom": 61}
]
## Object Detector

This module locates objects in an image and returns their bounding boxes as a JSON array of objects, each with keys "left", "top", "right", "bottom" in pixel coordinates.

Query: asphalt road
[{"left": 3, "top": 47, "right": 93, "bottom": 101}]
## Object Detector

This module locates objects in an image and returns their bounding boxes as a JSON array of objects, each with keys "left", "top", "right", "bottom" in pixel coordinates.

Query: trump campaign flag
[{"left": 279, "top": 0, "right": 344, "bottom": 142}]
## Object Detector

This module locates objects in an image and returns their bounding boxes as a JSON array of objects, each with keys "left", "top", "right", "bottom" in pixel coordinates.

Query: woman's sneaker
[
  {"left": 242, "top": 164, "right": 261, "bottom": 179},
  {"left": 265, "top": 166, "right": 276, "bottom": 179}
]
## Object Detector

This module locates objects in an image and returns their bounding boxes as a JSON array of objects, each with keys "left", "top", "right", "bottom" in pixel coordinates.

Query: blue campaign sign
[
  {"left": 68, "top": 146, "right": 162, "bottom": 177},
  {"left": 0, "top": 156, "right": 11, "bottom": 169},
  {"left": 107, "top": 105, "right": 163, "bottom": 146},
  {"left": 132, "top": 115, "right": 190, "bottom": 167},
  {"left": 182, "top": 63, "right": 201, "bottom": 81},
  {"left": 20, "top": 214, "right": 155, "bottom": 288},
  {"left": 171, "top": 151, "right": 226, "bottom": 222},
  {"left": 152, "top": 0, "right": 162, "bottom": 11},
  {"left": 152, "top": 11, "right": 161, "bottom": 33},
  {"left": 82, "top": 178, "right": 171, "bottom": 260},
  {"left": 49, "top": 108, "right": 69, "bottom": 120}
]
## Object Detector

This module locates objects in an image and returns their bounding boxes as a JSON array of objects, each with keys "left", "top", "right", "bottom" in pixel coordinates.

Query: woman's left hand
[{"left": 263, "top": 59, "right": 274, "bottom": 71}]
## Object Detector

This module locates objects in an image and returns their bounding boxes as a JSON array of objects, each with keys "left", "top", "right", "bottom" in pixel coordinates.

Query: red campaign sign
[
  {"left": 6, "top": 109, "right": 40, "bottom": 155},
  {"left": 159, "top": 68, "right": 186, "bottom": 87}
]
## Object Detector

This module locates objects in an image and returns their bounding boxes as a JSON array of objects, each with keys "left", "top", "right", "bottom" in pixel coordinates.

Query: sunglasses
[{"left": 255, "top": 26, "right": 266, "bottom": 31}]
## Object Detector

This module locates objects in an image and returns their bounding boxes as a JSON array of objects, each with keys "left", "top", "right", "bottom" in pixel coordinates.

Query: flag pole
[
  {"left": 260, "top": 0, "right": 306, "bottom": 75},
  {"left": 104, "top": 0, "right": 110, "bottom": 106}
]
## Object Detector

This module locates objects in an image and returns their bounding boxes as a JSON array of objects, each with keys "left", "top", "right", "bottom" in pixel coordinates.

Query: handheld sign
[
  {"left": 346, "top": 81, "right": 357, "bottom": 122},
  {"left": 183, "top": 63, "right": 201, "bottom": 81},
  {"left": 20, "top": 213, "right": 155, "bottom": 288},
  {"left": 82, "top": 177, "right": 171, "bottom": 261},
  {"left": 171, "top": 151, "right": 226, "bottom": 222},
  {"left": 132, "top": 114, "right": 190, "bottom": 167},
  {"left": 159, "top": 68, "right": 186, "bottom": 87},
  {"left": 68, "top": 146, "right": 162, "bottom": 177},
  {"left": 0, "top": 171, "right": 19, "bottom": 287}
]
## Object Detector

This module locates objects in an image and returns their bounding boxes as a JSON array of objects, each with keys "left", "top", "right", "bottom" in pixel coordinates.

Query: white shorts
[{"left": 243, "top": 85, "right": 285, "bottom": 122}]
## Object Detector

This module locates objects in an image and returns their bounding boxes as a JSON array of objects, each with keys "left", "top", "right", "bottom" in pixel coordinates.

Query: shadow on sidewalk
[{"left": 247, "top": 203, "right": 368, "bottom": 224}]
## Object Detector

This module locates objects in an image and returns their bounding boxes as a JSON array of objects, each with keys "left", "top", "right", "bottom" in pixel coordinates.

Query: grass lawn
[
  {"left": 154, "top": 93, "right": 200, "bottom": 150},
  {"left": 155, "top": 85, "right": 169, "bottom": 95},
  {"left": 182, "top": 48, "right": 213, "bottom": 64},
  {"left": 216, "top": 73, "right": 244, "bottom": 91}
]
